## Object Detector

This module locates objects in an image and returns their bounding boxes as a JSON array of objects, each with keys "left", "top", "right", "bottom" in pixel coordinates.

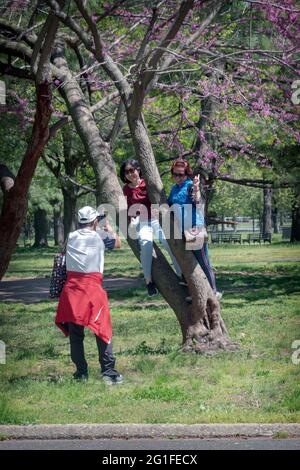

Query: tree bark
[
  {"left": 53, "top": 204, "right": 64, "bottom": 246},
  {"left": 272, "top": 210, "right": 279, "bottom": 234},
  {"left": 33, "top": 207, "right": 48, "bottom": 247},
  {"left": 0, "top": 82, "right": 52, "bottom": 279},
  {"left": 52, "top": 41, "right": 123, "bottom": 210},
  {"left": 291, "top": 193, "right": 300, "bottom": 242},
  {"left": 262, "top": 188, "right": 272, "bottom": 237},
  {"left": 62, "top": 187, "right": 77, "bottom": 236}
]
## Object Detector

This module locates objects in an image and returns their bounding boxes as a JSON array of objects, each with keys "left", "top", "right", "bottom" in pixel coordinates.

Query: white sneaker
[{"left": 102, "top": 374, "right": 124, "bottom": 385}]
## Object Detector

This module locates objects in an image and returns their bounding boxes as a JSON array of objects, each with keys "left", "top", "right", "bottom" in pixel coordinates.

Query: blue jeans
[{"left": 193, "top": 242, "right": 217, "bottom": 293}]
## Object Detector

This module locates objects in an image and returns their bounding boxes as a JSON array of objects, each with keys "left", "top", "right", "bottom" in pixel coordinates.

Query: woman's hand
[
  {"left": 192, "top": 174, "right": 201, "bottom": 204},
  {"left": 193, "top": 174, "right": 200, "bottom": 191}
]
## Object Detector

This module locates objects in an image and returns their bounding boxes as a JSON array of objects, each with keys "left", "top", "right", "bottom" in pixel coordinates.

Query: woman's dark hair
[
  {"left": 119, "top": 159, "right": 142, "bottom": 183},
  {"left": 170, "top": 158, "right": 193, "bottom": 177}
]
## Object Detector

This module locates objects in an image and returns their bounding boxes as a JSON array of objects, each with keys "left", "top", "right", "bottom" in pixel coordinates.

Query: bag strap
[{"left": 61, "top": 235, "right": 69, "bottom": 254}]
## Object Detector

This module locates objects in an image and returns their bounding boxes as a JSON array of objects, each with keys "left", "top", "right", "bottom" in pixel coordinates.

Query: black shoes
[
  {"left": 147, "top": 282, "right": 158, "bottom": 297},
  {"left": 73, "top": 370, "right": 88, "bottom": 381},
  {"left": 72, "top": 370, "right": 125, "bottom": 385}
]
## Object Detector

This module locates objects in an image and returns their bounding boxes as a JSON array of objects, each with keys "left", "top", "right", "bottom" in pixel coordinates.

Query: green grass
[
  {"left": 5, "top": 237, "right": 300, "bottom": 279},
  {"left": 4, "top": 244, "right": 142, "bottom": 279},
  {"left": 0, "top": 242, "right": 300, "bottom": 424}
]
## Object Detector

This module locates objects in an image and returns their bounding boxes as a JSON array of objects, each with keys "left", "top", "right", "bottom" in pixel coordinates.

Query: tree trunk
[
  {"left": 0, "top": 82, "right": 52, "bottom": 279},
  {"left": 53, "top": 205, "right": 64, "bottom": 246},
  {"left": 262, "top": 188, "right": 272, "bottom": 237},
  {"left": 23, "top": 215, "right": 33, "bottom": 246},
  {"left": 53, "top": 42, "right": 123, "bottom": 211},
  {"left": 33, "top": 207, "right": 48, "bottom": 247},
  {"left": 62, "top": 188, "right": 77, "bottom": 236},
  {"left": 272, "top": 192, "right": 279, "bottom": 234},
  {"left": 272, "top": 207, "right": 279, "bottom": 234},
  {"left": 291, "top": 193, "right": 300, "bottom": 242}
]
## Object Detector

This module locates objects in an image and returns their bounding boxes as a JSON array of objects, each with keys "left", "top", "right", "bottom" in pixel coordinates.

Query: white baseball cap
[{"left": 78, "top": 206, "right": 100, "bottom": 224}]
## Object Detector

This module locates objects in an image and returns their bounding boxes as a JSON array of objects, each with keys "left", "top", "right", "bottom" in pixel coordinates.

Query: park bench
[
  {"left": 261, "top": 234, "right": 272, "bottom": 244},
  {"left": 210, "top": 233, "right": 242, "bottom": 244},
  {"left": 243, "top": 233, "right": 261, "bottom": 244},
  {"left": 220, "top": 234, "right": 232, "bottom": 243},
  {"left": 243, "top": 233, "right": 271, "bottom": 244},
  {"left": 230, "top": 234, "right": 242, "bottom": 244}
]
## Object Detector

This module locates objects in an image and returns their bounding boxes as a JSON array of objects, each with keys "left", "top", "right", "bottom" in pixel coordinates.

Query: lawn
[{"left": 0, "top": 240, "right": 299, "bottom": 424}]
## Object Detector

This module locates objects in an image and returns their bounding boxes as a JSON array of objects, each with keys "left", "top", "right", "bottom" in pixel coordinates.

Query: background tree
[{"left": 0, "top": 1, "right": 63, "bottom": 277}]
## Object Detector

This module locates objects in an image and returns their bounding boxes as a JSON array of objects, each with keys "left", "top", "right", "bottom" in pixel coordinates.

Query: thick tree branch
[
  {"left": 74, "top": 0, "right": 103, "bottom": 59},
  {"left": 48, "top": 91, "right": 120, "bottom": 139},
  {"left": 47, "top": 0, "right": 131, "bottom": 101},
  {"left": 33, "top": 2, "right": 64, "bottom": 83},
  {"left": 107, "top": 99, "right": 127, "bottom": 145},
  {"left": 0, "top": 38, "right": 32, "bottom": 63},
  {"left": 140, "top": 0, "right": 195, "bottom": 92},
  {"left": 46, "top": 0, "right": 93, "bottom": 49},
  {"left": 0, "top": 19, "right": 37, "bottom": 47}
]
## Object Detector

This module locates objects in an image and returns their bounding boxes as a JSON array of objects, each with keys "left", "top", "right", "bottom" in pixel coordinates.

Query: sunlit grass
[
  {"left": 0, "top": 255, "right": 299, "bottom": 423},
  {"left": 5, "top": 239, "right": 300, "bottom": 279}
]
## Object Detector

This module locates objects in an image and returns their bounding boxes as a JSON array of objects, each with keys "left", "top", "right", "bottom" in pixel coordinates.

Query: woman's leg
[
  {"left": 193, "top": 242, "right": 217, "bottom": 292},
  {"left": 138, "top": 222, "right": 154, "bottom": 284},
  {"left": 151, "top": 218, "right": 182, "bottom": 276}
]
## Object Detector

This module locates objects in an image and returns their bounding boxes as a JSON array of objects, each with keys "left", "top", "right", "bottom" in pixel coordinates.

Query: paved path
[
  {"left": 0, "top": 277, "right": 143, "bottom": 304},
  {"left": 0, "top": 438, "right": 299, "bottom": 450}
]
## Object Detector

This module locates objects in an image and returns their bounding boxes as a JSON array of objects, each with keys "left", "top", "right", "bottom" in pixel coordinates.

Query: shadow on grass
[{"left": 217, "top": 270, "right": 300, "bottom": 301}]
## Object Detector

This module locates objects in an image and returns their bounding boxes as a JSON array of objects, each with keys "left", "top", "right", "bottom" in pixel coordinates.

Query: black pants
[{"left": 68, "top": 322, "right": 119, "bottom": 378}]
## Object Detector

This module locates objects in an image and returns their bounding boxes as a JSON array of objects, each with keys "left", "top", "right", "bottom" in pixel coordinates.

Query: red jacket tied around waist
[{"left": 55, "top": 271, "right": 112, "bottom": 344}]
